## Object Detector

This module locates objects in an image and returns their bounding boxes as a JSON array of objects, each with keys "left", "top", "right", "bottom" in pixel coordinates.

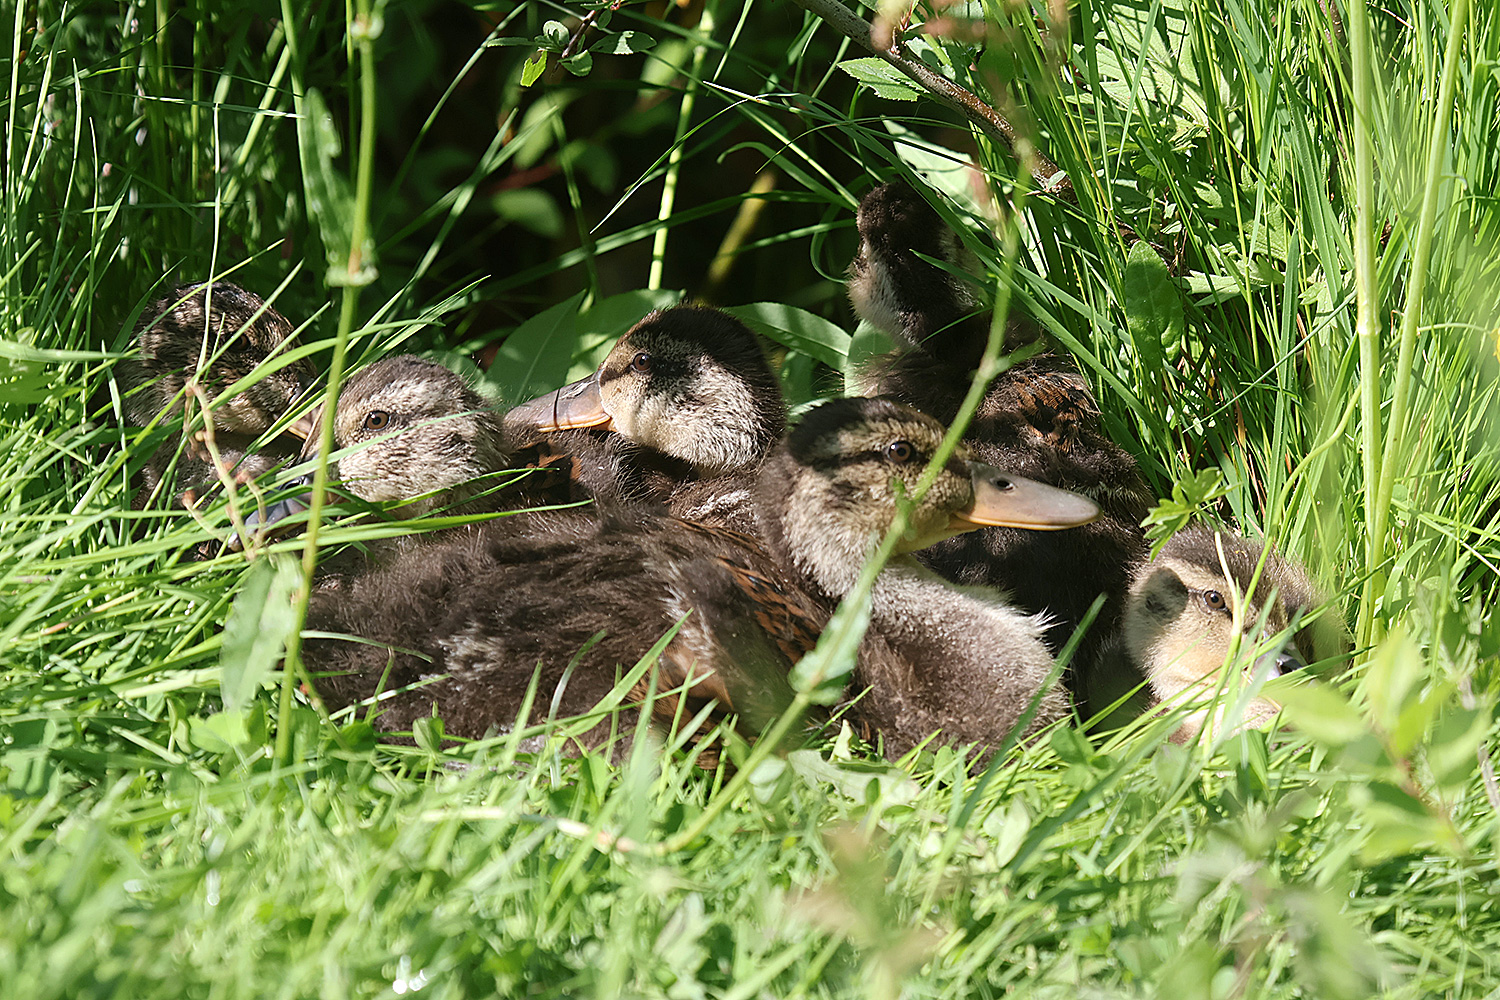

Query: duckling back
[{"left": 303, "top": 505, "right": 815, "bottom": 756}]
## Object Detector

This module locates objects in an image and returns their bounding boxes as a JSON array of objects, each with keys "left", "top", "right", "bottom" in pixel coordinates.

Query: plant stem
[
  {"left": 648, "top": 0, "right": 715, "bottom": 290},
  {"left": 1369, "top": 0, "right": 1470, "bottom": 635},
  {"left": 275, "top": 0, "right": 381, "bottom": 766},
  {"left": 1349, "top": 0, "right": 1383, "bottom": 650},
  {"left": 787, "top": 0, "right": 1070, "bottom": 198}
]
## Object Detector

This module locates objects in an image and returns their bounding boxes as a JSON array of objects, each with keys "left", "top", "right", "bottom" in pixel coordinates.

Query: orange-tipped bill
[
  {"left": 951, "top": 463, "right": 1101, "bottom": 532},
  {"left": 283, "top": 408, "right": 318, "bottom": 444},
  {"left": 506, "top": 373, "right": 613, "bottom": 434}
]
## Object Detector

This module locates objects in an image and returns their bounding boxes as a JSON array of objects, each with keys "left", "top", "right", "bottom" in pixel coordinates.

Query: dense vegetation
[{"left": 2, "top": 0, "right": 1498, "bottom": 995}]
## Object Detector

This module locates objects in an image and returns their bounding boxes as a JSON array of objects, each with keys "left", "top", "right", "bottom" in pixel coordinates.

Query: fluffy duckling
[
  {"left": 1088, "top": 525, "right": 1347, "bottom": 741},
  {"left": 290, "top": 355, "right": 511, "bottom": 519},
  {"left": 121, "top": 281, "right": 314, "bottom": 507},
  {"left": 848, "top": 181, "right": 1153, "bottom": 687},
  {"left": 504, "top": 306, "right": 785, "bottom": 532},
  {"left": 292, "top": 394, "right": 1098, "bottom": 759},
  {"left": 756, "top": 397, "right": 1097, "bottom": 757}
]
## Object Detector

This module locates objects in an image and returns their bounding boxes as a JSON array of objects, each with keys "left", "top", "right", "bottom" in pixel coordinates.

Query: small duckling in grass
[
  {"left": 848, "top": 181, "right": 1153, "bottom": 694},
  {"left": 1087, "top": 524, "right": 1348, "bottom": 741},
  {"left": 121, "top": 281, "right": 314, "bottom": 508},
  {"left": 291, "top": 354, "right": 511, "bottom": 520},
  {"left": 505, "top": 306, "right": 785, "bottom": 532}
]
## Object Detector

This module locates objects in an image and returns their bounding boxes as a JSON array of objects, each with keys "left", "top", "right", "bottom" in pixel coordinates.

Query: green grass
[{"left": 3, "top": 0, "right": 1499, "bottom": 996}]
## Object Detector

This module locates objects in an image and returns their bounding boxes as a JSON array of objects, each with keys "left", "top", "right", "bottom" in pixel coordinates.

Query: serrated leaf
[
  {"left": 724, "top": 302, "right": 851, "bottom": 370},
  {"left": 1276, "top": 681, "right": 1368, "bottom": 747},
  {"left": 590, "top": 31, "right": 655, "bottom": 55},
  {"left": 838, "top": 57, "right": 924, "bottom": 101},
  {"left": 521, "top": 50, "right": 547, "bottom": 87},
  {"left": 219, "top": 555, "right": 302, "bottom": 713}
]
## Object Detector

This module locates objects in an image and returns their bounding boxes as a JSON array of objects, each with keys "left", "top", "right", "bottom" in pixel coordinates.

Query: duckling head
[
  {"left": 296, "top": 355, "right": 509, "bottom": 517},
  {"left": 764, "top": 396, "right": 1100, "bottom": 596},
  {"left": 1124, "top": 525, "right": 1347, "bottom": 740},
  {"left": 847, "top": 182, "right": 983, "bottom": 351},
  {"left": 127, "top": 282, "right": 314, "bottom": 436},
  {"left": 508, "top": 306, "right": 784, "bottom": 476}
]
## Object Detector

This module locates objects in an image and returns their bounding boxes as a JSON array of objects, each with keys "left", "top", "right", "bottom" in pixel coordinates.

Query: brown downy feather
[{"left": 121, "top": 282, "right": 314, "bottom": 508}]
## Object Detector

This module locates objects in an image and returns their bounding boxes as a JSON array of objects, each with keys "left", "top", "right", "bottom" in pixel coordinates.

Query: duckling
[
  {"left": 503, "top": 306, "right": 785, "bottom": 532},
  {"left": 290, "top": 354, "right": 511, "bottom": 519},
  {"left": 848, "top": 181, "right": 1153, "bottom": 691},
  {"left": 1087, "top": 524, "right": 1348, "bottom": 741},
  {"left": 121, "top": 281, "right": 315, "bottom": 508},
  {"left": 755, "top": 396, "right": 1097, "bottom": 757},
  {"left": 292, "top": 393, "right": 1098, "bottom": 759}
]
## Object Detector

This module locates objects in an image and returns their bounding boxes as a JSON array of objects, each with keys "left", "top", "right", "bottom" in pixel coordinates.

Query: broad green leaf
[
  {"left": 1123, "top": 240, "right": 1183, "bottom": 369},
  {"left": 219, "top": 555, "right": 302, "bottom": 712},
  {"left": 189, "top": 709, "right": 252, "bottom": 753},
  {"left": 724, "top": 302, "right": 851, "bottom": 370},
  {"left": 838, "top": 57, "right": 924, "bottom": 101},
  {"left": 844, "top": 320, "right": 897, "bottom": 389},
  {"left": 1276, "top": 681, "right": 1368, "bottom": 747},
  {"left": 521, "top": 50, "right": 547, "bottom": 87},
  {"left": 484, "top": 291, "right": 585, "bottom": 404},
  {"left": 1359, "top": 629, "right": 1424, "bottom": 739},
  {"left": 590, "top": 31, "right": 655, "bottom": 55},
  {"left": 297, "top": 88, "right": 374, "bottom": 286},
  {"left": 492, "top": 188, "right": 564, "bottom": 239},
  {"left": 1427, "top": 703, "right": 1491, "bottom": 795},
  {"left": 566, "top": 289, "right": 682, "bottom": 382}
]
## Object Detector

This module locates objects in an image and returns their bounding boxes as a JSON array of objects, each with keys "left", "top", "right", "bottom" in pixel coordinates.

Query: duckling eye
[
  {"left": 884, "top": 440, "right": 916, "bottom": 464},
  {"left": 629, "top": 352, "right": 653, "bottom": 374},
  {"left": 363, "top": 410, "right": 391, "bottom": 431},
  {"left": 1203, "top": 590, "right": 1228, "bottom": 613}
]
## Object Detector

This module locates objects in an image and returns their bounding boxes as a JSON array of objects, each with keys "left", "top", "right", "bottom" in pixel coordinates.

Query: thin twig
[{"left": 788, "top": 0, "right": 1071, "bottom": 199}]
